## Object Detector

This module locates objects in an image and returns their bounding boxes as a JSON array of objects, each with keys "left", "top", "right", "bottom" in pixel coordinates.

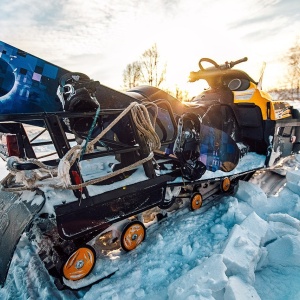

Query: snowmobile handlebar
[
  {"left": 189, "top": 57, "right": 248, "bottom": 82},
  {"left": 226, "top": 57, "right": 248, "bottom": 68},
  {"left": 198, "top": 57, "right": 248, "bottom": 71}
]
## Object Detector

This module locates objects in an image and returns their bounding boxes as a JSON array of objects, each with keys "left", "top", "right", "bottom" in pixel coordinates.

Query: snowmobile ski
[{"left": 0, "top": 190, "right": 45, "bottom": 286}]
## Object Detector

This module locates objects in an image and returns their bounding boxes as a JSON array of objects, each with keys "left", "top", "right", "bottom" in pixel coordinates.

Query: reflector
[{"left": 0, "top": 134, "right": 20, "bottom": 157}]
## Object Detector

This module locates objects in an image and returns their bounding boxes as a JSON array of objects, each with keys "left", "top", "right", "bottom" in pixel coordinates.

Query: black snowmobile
[{"left": 0, "top": 43, "right": 299, "bottom": 289}]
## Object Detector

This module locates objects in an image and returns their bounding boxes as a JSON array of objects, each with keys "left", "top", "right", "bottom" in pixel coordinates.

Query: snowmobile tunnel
[{"left": 55, "top": 174, "right": 172, "bottom": 241}]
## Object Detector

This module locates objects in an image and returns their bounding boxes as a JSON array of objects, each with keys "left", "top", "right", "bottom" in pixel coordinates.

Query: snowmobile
[
  {"left": 0, "top": 40, "right": 299, "bottom": 289},
  {"left": 128, "top": 57, "right": 300, "bottom": 165}
]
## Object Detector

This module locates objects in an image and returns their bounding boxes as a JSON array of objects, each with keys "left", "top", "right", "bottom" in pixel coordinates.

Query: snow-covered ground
[{"left": 1, "top": 154, "right": 300, "bottom": 299}]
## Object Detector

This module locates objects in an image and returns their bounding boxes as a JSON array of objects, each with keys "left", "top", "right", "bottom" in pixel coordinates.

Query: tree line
[{"left": 269, "top": 38, "right": 300, "bottom": 101}]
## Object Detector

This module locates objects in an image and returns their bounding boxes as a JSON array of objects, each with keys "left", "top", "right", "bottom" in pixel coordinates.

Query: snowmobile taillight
[
  {"left": 71, "top": 170, "right": 83, "bottom": 193},
  {"left": 1, "top": 134, "right": 21, "bottom": 157}
]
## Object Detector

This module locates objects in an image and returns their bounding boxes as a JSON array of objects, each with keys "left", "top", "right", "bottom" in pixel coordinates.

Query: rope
[
  {"left": 80, "top": 105, "right": 101, "bottom": 161},
  {"left": 130, "top": 102, "right": 161, "bottom": 151},
  {"left": 49, "top": 152, "right": 154, "bottom": 190},
  {"left": 1, "top": 101, "right": 160, "bottom": 192}
]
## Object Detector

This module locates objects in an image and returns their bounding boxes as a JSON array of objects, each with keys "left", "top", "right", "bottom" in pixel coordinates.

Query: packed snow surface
[{"left": 1, "top": 154, "right": 300, "bottom": 299}]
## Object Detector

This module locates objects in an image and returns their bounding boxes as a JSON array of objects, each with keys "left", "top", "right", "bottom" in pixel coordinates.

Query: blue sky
[{"left": 1, "top": 0, "right": 299, "bottom": 95}]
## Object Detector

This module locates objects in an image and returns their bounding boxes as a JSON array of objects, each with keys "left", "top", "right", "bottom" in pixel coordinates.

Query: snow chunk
[
  {"left": 266, "top": 235, "right": 300, "bottom": 267},
  {"left": 222, "top": 221, "right": 264, "bottom": 283},
  {"left": 286, "top": 181, "right": 300, "bottom": 195},
  {"left": 268, "top": 213, "right": 300, "bottom": 231},
  {"left": 220, "top": 198, "right": 245, "bottom": 224},
  {"left": 286, "top": 169, "right": 300, "bottom": 184},
  {"left": 181, "top": 244, "right": 193, "bottom": 257},
  {"left": 235, "top": 181, "right": 268, "bottom": 209},
  {"left": 240, "top": 212, "right": 269, "bottom": 241},
  {"left": 264, "top": 220, "right": 300, "bottom": 245},
  {"left": 210, "top": 223, "right": 228, "bottom": 240},
  {"left": 135, "top": 289, "right": 145, "bottom": 298},
  {"left": 167, "top": 254, "right": 228, "bottom": 300},
  {"left": 224, "top": 276, "right": 261, "bottom": 300},
  {"left": 286, "top": 169, "right": 300, "bottom": 194},
  {"left": 286, "top": 170, "right": 300, "bottom": 195}
]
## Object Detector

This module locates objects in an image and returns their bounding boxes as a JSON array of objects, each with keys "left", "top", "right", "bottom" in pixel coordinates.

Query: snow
[
  {"left": 1, "top": 154, "right": 300, "bottom": 299},
  {"left": 80, "top": 156, "right": 149, "bottom": 197}
]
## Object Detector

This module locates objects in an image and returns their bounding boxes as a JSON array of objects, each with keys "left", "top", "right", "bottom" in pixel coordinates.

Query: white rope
[
  {"left": 1, "top": 102, "right": 160, "bottom": 192},
  {"left": 49, "top": 152, "right": 154, "bottom": 190}
]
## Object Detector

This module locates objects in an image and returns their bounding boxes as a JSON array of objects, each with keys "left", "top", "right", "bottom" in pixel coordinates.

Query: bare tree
[
  {"left": 139, "top": 43, "right": 167, "bottom": 88},
  {"left": 286, "top": 38, "right": 300, "bottom": 100},
  {"left": 122, "top": 43, "right": 167, "bottom": 90},
  {"left": 268, "top": 38, "right": 300, "bottom": 100},
  {"left": 268, "top": 87, "right": 293, "bottom": 101},
  {"left": 174, "top": 86, "right": 190, "bottom": 102},
  {"left": 122, "top": 43, "right": 189, "bottom": 101},
  {"left": 122, "top": 61, "right": 141, "bottom": 90}
]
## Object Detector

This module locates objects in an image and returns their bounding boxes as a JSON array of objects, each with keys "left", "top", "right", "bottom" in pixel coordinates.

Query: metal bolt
[{"left": 75, "top": 260, "right": 84, "bottom": 269}]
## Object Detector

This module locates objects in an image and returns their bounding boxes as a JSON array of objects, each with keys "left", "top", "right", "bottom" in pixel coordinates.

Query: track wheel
[
  {"left": 62, "top": 245, "right": 96, "bottom": 281},
  {"left": 121, "top": 221, "right": 146, "bottom": 252},
  {"left": 221, "top": 177, "right": 231, "bottom": 193},
  {"left": 190, "top": 192, "right": 203, "bottom": 211}
]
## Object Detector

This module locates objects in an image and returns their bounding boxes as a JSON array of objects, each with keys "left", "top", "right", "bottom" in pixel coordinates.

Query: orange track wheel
[
  {"left": 190, "top": 192, "right": 203, "bottom": 211},
  {"left": 121, "top": 221, "right": 146, "bottom": 252},
  {"left": 62, "top": 245, "right": 96, "bottom": 281},
  {"left": 221, "top": 177, "right": 231, "bottom": 193}
]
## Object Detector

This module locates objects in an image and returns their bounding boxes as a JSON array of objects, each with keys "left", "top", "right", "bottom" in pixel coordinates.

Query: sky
[{"left": 1, "top": 0, "right": 299, "bottom": 96}]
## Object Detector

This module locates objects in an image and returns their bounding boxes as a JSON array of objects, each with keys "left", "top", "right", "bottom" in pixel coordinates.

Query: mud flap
[
  {"left": 266, "top": 120, "right": 300, "bottom": 167},
  {"left": 0, "top": 191, "right": 44, "bottom": 287}
]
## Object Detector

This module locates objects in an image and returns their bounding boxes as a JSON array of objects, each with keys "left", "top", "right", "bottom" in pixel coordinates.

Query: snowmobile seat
[
  {"left": 127, "top": 85, "right": 187, "bottom": 116},
  {"left": 193, "top": 86, "right": 234, "bottom": 104},
  {"left": 218, "top": 86, "right": 234, "bottom": 103}
]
